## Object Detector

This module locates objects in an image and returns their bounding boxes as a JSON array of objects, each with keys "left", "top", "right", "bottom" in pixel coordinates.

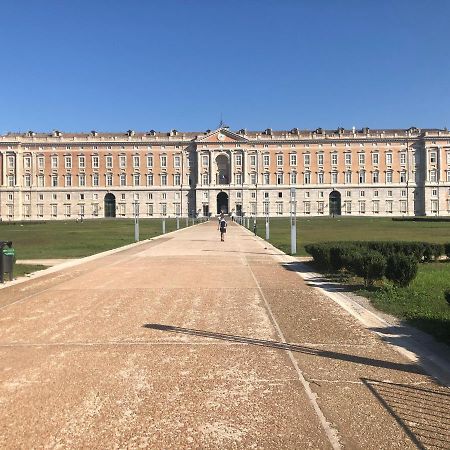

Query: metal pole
[
  {"left": 134, "top": 202, "right": 139, "bottom": 242},
  {"left": 176, "top": 216, "right": 179, "bottom": 230},
  {"left": 290, "top": 188, "right": 297, "bottom": 255},
  {"left": 162, "top": 217, "right": 166, "bottom": 234},
  {"left": 265, "top": 211, "right": 270, "bottom": 240}
]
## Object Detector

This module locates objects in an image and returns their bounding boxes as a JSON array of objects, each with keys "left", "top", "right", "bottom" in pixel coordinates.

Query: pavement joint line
[{"left": 243, "top": 252, "right": 342, "bottom": 450}]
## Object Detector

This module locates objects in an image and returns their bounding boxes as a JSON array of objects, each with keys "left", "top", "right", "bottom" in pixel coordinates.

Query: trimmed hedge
[{"left": 304, "top": 240, "right": 449, "bottom": 287}]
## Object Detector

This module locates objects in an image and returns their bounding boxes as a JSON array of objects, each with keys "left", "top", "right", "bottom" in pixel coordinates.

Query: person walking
[{"left": 219, "top": 216, "right": 227, "bottom": 242}]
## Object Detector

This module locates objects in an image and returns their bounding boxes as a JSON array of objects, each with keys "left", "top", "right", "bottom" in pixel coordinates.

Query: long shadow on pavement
[
  {"left": 362, "top": 378, "right": 450, "bottom": 450},
  {"left": 143, "top": 324, "right": 423, "bottom": 375}
]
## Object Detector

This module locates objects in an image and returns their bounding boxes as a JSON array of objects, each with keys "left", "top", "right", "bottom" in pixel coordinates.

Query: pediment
[{"left": 195, "top": 128, "right": 248, "bottom": 143}]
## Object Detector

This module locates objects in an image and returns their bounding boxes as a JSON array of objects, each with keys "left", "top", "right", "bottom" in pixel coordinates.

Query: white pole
[
  {"left": 134, "top": 202, "right": 139, "bottom": 242},
  {"left": 162, "top": 218, "right": 166, "bottom": 234},
  {"left": 176, "top": 216, "right": 180, "bottom": 230},
  {"left": 290, "top": 187, "right": 296, "bottom": 255},
  {"left": 265, "top": 212, "right": 270, "bottom": 240}
]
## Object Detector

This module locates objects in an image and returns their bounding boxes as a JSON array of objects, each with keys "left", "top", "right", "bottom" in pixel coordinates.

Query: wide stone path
[{"left": 0, "top": 222, "right": 448, "bottom": 449}]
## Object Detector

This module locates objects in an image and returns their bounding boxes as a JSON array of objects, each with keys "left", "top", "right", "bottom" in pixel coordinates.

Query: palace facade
[{"left": 0, "top": 126, "right": 449, "bottom": 220}]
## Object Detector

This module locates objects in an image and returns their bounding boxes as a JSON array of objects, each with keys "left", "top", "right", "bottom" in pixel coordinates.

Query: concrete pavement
[{"left": 0, "top": 221, "right": 448, "bottom": 449}]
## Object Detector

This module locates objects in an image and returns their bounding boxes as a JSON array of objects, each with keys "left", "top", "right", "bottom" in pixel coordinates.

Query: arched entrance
[
  {"left": 217, "top": 192, "right": 229, "bottom": 214},
  {"left": 216, "top": 154, "right": 230, "bottom": 185},
  {"left": 104, "top": 193, "right": 116, "bottom": 218},
  {"left": 329, "top": 190, "right": 341, "bottom": 216}
]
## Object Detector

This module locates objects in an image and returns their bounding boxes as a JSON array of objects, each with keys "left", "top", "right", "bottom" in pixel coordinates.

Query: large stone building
[{"left": 1, "top": 126, "right": 449, "bottom": 220}]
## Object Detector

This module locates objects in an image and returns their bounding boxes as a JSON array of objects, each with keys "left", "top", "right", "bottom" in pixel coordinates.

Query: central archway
[
  {"left": 216, "top": 154, "right": 230, "bottom": 185},
  {"left": 329, "top": 190, "right": 341, "bottom": 216},
  {"left": 104, "top": 193, "right": 116, "bottom": 218},
  {"left": 217, "top": 192, "right": 229, "bottom": 214}
]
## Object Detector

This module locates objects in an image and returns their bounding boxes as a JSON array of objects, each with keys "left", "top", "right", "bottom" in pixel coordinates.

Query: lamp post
[
  {"left": 133, "top": 201, "right": 139, "bottom": 242},
  {"left": 265, "top": 201, "right": 270, "bottom": 240},
  {"left": 290, "top": 187, "right": 297, "bottom": 254}
]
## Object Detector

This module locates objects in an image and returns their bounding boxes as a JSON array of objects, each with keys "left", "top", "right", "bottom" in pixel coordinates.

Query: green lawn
[
  {"left": 14, "top": 264, "right": 48, "bottom": 278},
  {"left": 0, "top": 218, "right": 194, "bottom": 259},
  {"left": 253, "top": 216, "right": 450, "bottom": 256},
  {"left": 359, "top": 263, "right": 450, "bottom": 345}
]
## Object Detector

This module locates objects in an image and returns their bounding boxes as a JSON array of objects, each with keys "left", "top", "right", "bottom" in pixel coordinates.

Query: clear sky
[{"left": 0, "top": 0, "right": 449, "bottom": 134}]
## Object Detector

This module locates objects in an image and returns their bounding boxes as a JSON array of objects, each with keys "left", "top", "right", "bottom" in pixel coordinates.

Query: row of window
[{"left": 12, "top": 154, "right": 185, "bottom": 170}]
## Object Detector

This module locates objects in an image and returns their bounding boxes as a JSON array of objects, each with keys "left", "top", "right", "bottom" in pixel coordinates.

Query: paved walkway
[{"left": 0, "top": 222, "right": 448, "bottom": 449}]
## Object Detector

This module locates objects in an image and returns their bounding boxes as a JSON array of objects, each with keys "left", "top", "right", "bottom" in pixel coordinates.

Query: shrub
[
  {"left": 445, "top": 289, "right": 450, "bottom": 306},
  {"left": 444, "top": 243, "right": 450, "bottom": 259},
  {"left": 343, "top": 250, "right": 386, "bottom": 287},
  {"left": 305, "top": 243, "right": 332, "bottom": 271},
  {"left": 385, "top": 254, "right": 418, "bottom": 287}
]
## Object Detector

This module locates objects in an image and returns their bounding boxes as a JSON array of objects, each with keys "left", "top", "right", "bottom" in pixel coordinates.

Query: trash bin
[{"left": 0, "top": 241, "right": 14, "bottom": 283}]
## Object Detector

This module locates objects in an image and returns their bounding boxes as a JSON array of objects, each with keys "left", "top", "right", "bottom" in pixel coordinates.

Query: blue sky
[{"left": 0, "top": 0, "right": 449, "bottom": 133}]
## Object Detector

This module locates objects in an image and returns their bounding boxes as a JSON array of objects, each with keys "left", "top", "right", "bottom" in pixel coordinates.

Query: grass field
[
  {"left": 359, "top": 263, "right": 450, "bottom": 345},
  {"left": 0, "top": 218, "right": 193, "bottom": 259},
  {"left": 253, "top": 216, "right": 450, "bottom": 256}
]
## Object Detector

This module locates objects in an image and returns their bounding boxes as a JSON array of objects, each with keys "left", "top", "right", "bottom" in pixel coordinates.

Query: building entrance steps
[{"left": 0, "top": 221, "right": 448, "bottom": 449}]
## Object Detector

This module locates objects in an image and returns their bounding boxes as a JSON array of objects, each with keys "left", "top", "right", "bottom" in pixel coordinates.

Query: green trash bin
[{"left": 0, "top": 242, "right": 14, "bottom": 283}]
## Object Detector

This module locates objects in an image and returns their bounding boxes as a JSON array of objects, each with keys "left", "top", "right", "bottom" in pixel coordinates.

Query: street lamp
[{"left": 133, "top": 201, "right": 139, "bottom": 242}]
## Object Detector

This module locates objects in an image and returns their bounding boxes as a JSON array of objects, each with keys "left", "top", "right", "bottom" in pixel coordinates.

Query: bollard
[
  {"left": 265, "top": 218, "right": 270, "bottom": 240},
  {"left": 176, "top": 217, "right": 180, "bottom": 230},
  {"left": 162, "top": 218, "right": 166, "bottom": 234}
]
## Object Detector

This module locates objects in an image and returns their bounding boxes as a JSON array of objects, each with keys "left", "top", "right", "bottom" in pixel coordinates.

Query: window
[
  {"left": 51, "top": 175, "right": 58, "bottom": 187},
  {"left": 202, "top": 155, "right": 208, "bottom": 166},
  {"left": 106, "top": 173, "right": 113, "bottom": 186},
  {"left": 332, "top": 153, "right": 338, "bottom": 165},
  {"left": 64, "top": 156, "right": 72, "bottom": 169},
  {"left": 345, "top": 153, "right": 352, "bottom": 165},
  {"left": 79, "top": 174, "right": 86, "bottom": 187},
  {"left": 64, "top": 205, "right": 71, "bottom": 217},
  {"left": 374, "top": 190, "right": 379, "bottom": 197},
  {"left": 360, "top": 190, "right": 365, "bottom": 197},
  {"left": 65, "top": 174, "right": 72, "bottom": 187},
  {"left": 24, "top": 174, "right": 31, "bottom": 187},
  {"left": 372, "top": 171, "right": 379, "bottom": 183},
  {"left": 263, "top": 154, "right": 269, "bottom": 166},
  {"left": 51, "top": 156, "right": 58, "bottom": 168},
  {"left": 386, "top": 171, "right": 393, "bottom": 183},
  {"left": 133, "top": 174, "right": 140, "bottom": 186},
  {"left": 202, "top": 173, "right": 209, "bottom": 185},
  {"left": 106, "top": 155, "right": 113, "bottom": 169},
  {"left": 430, "top": 152, "right": 437, "bottom": 163},
  {"left": 373, "top": 201, "right": 379, "bottom": 214},
  {"left": 387, "top": 190, "right": 393, "bottom": 197},
  {"left": 386, "top": 153, "right": 393, "bottom": 165},
  {"left": 251, "top": 173, "right": 257, "bottom": 184},
  {"left": 276, "top": 202, "right": 283, "bottom": 215},
  {"left": 134, "top": 155, "right": 141, "bottom": 168},
  {"left": 400, "top": 153, "right": 407, "bottom": 165},
  {"left": 174, "top": 155, "right": 181, "bottom": 168},
  {"left": 290, "top": 154, "right": 297, "bottom": 166},
  {"left": 304, "top": 154, "right": 310, "bottom": 165},
  {"left": 146, "top": 154, "right": 153, "bottom": 168},
  {"left": 317, "top": 202, "right": 324, "bottom": 214},
  {"left": 304, "top": 172, "right": 311, "bottom": 184},
  {"left": 236, "top": 173, "right": 242, "bottom": 184},
  {"left": 290, "top": 172, "right": 297, "bottom": 184},
  {"left": 37, "top": 204, "right": 43, "bottom": 218},
  {"left": 251, "top": 192, "right": 256, "bottom": 199},
  {"left": 37, "top": 174, "right": 44, "bottom": 187},
  {"left": 429, "top": 170, "right": 437, "bottom": 182},
  {"left": 318, "top": 172, "right": 324, "bottom": 184},
  {"left": 78, "top": 156, "right": 85, "bottom": 169},
  {"left": 358, "top": 153, "right": 365, "bottom": 165},
  {"left": 386, "top": 200, "right": 393, "bottom": 213},
  {"left": 331, "top": 172, "right": 338, "bottom": 184},
  {"left": 159, "top": 174, "right": 166, "bottom": 186},
  {"left": 8, "top": 155, "right": 15, "bottom": 168},
  {"left": 236, "top": 154, "right": 242, "bottom": 166},
  {"left": 345, "top": 171, "right": 352, "bottom": 184},
  {"left": 174, "top": 174, "right": 181, "bottom": 185},
  {"left": 92, "top": 173, "right": 99, "bottom": 187},
  {"left": 401, "top": 189, "right": 407, "bottom": 198},
  {"left": 160, "top": 203, "right": 167, "bottom": 216},
  {"left": 278, "top": 192, "right": 283, "bottom": 198},
  {"left": 304, "top": 191, "right": 310, "bottom": 198},
  {"left": 431, "top": 188, "right": 437, "bottom": 197},
  {"left": 92, "top": 156, "right": 99, "bottom": 169},
  {"left": 400, "top": 171, "right": 407, "bottom": 183},
  {"left": 372, "top": 153, "right": 379, "bottom": 165},
  {"left": 38, "top": 156, "right": 45, "bottom": 169},
  {"left": 318, "top": 154, "right": 324, "bottom": 165},
  {"left": 359, "top": 201, "right": 366, "bottom": 214},
  {"left": 345, "top": 201, "right": 352, "bottom": 214},
  {"left": 304, "top": 202, "right": 311, "bottom": 214},
  {"left": 51, "top": 205, "right": 57, "bottom": 217},
  {"left": 250, "top": 154, "right": 257, "bottom": 166},
  {"left": 146, "top": 174, "right": 153, "bottom": 186},
  {"left": 120, "top": 174, "right": 127, "bottom": 186},
  {"left": 263, "top": 173, "right": 269, "bottom": 184},
  {"left": 276, "top": 173, "right": 283, "bottom": 185},
  {"left": 117, "top": 155, "right": 125, "bottom": 169},
  {"left": 24, "top": 156, "right": 31, "bottom": 169},
  {"left": 359, "top": 170, "right": 366, "bottom": 184}
]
